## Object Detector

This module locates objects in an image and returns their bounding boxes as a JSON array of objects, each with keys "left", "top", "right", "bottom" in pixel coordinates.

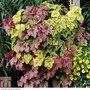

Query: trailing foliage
[{"left": 2, "top": 2, "right": 89, "bottom": 87}]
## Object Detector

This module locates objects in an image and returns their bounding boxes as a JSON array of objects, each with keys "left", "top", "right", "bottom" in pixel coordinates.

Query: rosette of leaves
[{"left": 2, "top": 2, "right": 85, "bottom": 87}]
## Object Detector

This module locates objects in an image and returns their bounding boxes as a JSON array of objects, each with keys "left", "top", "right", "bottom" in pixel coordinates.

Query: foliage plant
[{"left": 2, "top": 2, "right": 89, "bottom": 87}]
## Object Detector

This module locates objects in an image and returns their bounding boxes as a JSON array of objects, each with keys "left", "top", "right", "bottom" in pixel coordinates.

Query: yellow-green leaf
[
  {"left": 35, "top": 50, "right": 44, "bottom": 57},
  {"left": 16, "top": 53, "right": 21, "bottom": 59},
  {"left": 44, "top": 57, "right": 54, "bottom": 70},
  {"left": 24, "top": 54, "right": 32, "bottom": 64},
  {"left": 33, "top": 57, "right": 44, "bottom": 67},
  {"left": 16, "top": 24, "right": 25, "bottom": 31},
  {"left": 51, "top": 11, "right": 60, "bottom": 17},
  {"left": 13, "top": 9, "right": 24, "bottom": 23}
]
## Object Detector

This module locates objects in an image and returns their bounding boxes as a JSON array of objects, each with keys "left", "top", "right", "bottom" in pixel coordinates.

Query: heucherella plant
[{"left": 2, "top": 2, "right": 89, "bottom": 87}]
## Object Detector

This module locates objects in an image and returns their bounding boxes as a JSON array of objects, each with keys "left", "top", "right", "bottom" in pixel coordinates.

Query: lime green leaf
[
  {"left": 16, "top": 24, "right": 25, "bottom": 31},
  {"left": 33, "top": 57, "right": 44, "bottom": 67},
  {"left": 35, "top": 50, "right": 44, "bottom": 57},
  {"left": 51, "top": 11, "right": 60, "bottom": 17},
  {"left": 13, "top": 9, "right": 24, "bottom": 23},
  {"left": 13, "top": 14, "right": 21, "bottom": 24},
  {"left": 16, "top": 53, "right": 21, "bottom": 59},
  {"left": 24, "top": 54, "right": 32, "bottom": 64},
  {"left": 44, "top": 57, "right": 54, "bottom": 70}
]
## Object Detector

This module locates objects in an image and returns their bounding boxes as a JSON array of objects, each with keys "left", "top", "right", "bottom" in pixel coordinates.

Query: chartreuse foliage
[
  {"left": 44, "top": 2, "right": 84, "bottom": 38},
  {"left": 13, "top": 9, "right": 24, "bottom": 24},
  {"left": 42, "top": 2, "right": 84, "bottom": 56},
  {"left": 2, "top": 2, "right": 89, "bottom": 87},
  {"left": 34, "top": 50, "right": 45, "bottom": 67},
  {"left": 24, "top": 54, "right": 32, "bottom": 64}
]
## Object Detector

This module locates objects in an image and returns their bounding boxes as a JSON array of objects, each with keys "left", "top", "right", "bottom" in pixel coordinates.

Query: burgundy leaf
[
  {"left": 2, "top": 17, "right": 15, "bottom": 32},
  {"left": 5, "top": 50, "right": 14, "bottom": 59}
]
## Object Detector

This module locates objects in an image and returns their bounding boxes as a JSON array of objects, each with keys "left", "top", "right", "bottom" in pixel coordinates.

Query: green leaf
[
  {"left": 33, "top": 57, "right": 44, "bottom": 67},
  {"left": 44, "top": 57, "right": 54, "bottom": 70},
  {"left": 16, "top": 53, "right": 21, "bottom": 59},
  {"left": 24, "top": 54, "right": 32, "bottom": 64},
  {"left": 83, "top": 40, "right": 88, "bottom": 46}
]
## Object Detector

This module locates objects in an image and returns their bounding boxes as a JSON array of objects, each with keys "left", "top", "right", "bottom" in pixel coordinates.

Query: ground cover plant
[{"left": 1, "top": 1, "right": 90, "bottom": 87}]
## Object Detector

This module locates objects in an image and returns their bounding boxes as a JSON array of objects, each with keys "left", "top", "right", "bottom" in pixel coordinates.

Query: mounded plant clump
[{"left": 2, "top": 2, "right": 90, "bottom": 87}]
